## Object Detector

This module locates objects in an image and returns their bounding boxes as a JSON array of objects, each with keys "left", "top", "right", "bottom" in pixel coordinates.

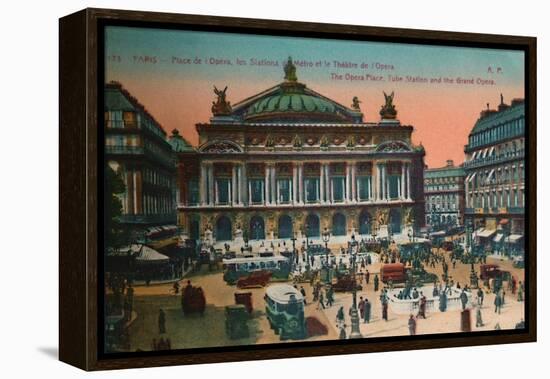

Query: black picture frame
[{"left": 59, "top": 8, "right": 536, "bottom": 371}]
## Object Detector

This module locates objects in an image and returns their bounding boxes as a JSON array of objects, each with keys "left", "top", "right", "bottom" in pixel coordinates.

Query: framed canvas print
[{"left": 59, "top": 8, "right": 536, "bottom": 371}]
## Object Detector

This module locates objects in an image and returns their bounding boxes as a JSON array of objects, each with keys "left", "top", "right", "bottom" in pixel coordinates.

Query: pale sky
[{"left": 105, "top": 26, "right": 525, "bottom": 168}]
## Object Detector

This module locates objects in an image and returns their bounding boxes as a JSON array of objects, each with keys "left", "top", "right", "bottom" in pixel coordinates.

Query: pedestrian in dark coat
[
  {"left": 382, "top": 302, "right": 388, "bottom": 321},
  {"left": 339, "top": 325, "right": 347, "bottom": 339},
  {"left": 494, "top": 293, "right": 502, "bottom": 314},
  {"left": 366, "top": 270, "right": 370, "bottom": 284},
  {"left": 477, "top": 287, "right": 484, "bottom": 305},
  {"left": 439, "top": 292, "right": 447, "bottom": 312},
  {"left": 358, "top": 297, "right": 365, "bottom": 320},
  {"left": 408, "top": 315, "right": 417, "bottom": 335},
  {"left": 158, "top": 308, "right": 166, "bottom": 334},
  {"left": 460, "top": 290, "right": 468, "bottom": 310},
  {"left": 336, "top": 306, "right": 345, "bottom": 326},
  {"left": 476, "top": 306, "right": 484, "bottom": 327},
  {"left": 374, "top": 274, "right": 379, "bottom": 292},
  {"left": 363, "top": 298, "right": 371, "bottom": 323},
  {"left": 418, "top": 294, "right": 427, "bottom": 319}
]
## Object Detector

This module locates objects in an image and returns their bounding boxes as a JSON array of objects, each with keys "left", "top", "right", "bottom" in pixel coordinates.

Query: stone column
[
  {"left": 325, "top": 163, "right": 331, "bottom": 203},
  {"left": 271, "top": 164, "right": 277, "bottom": 204},
  {"left": 231, "top": 164, "right": 237, "bottom": 205},
  {"left": 298, "top": 163, "right": 304, "bottom": 204},
  {"left": 208, "top": 163, "right": 215, "bottom": 206},
  {"left": 399, "top": 162, "right": 406, "bottom": 199},
  {"left": 200, "top": 163, "right": 207, "bottom": 206},
  {"left": 265, "top": 164, "right": 271, "bottom": 205},
  {"left": 371, "top": 161, "right": 379, "bottom": 201},
  {"left": 241, "top": 163, "right": 247, "bottom": 205},
  {"left": 236, "top": 164, "right": 242, "bottom": 205},
  {"left": 344, "top": 162, "right": 351, "bottom": 203},
  {"left": 320, "top": 162, "right": 326, "bottom": 203},
  {"left": 351, "top": 162, "right": 357, "bottom": 202},
  {"left": 292, "top": 164, "right": 298, "bottom": 204},
  {"left": 406, "top": 163, "right": 411, "bottom": 200},
  {"left": 380, "top": 163, "right": 385, "bottom": 200}
]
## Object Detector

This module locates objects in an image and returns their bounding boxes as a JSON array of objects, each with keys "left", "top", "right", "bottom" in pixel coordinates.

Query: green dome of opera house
[
  {"left": 244, "top": 81, "right": 352, "bottom": 123},
  {"left": 213, "top": 57, "right": 364, "bottom": 124}
]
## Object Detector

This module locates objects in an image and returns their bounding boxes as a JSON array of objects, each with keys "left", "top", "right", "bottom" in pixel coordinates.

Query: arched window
[
  {"left": 332, "top": 213, "right": 347, "bottom": 236},
  {"left": 249, "top": 215, "right": 265, "bottom": 240},
  {"left": 278, "top": 215, "right": 293, "bottom": 239},
  {"left": 390, "top": 208, "right": 402, "bottom": 234},
  {"left": 358, "top": 210, "right": 371, "bottom": 235},
  {"left": 215, "top": 216, "right": 232, "bottom": 241},
  {"left": 305, "top": 214, "right": 320, "bottom": 237}
]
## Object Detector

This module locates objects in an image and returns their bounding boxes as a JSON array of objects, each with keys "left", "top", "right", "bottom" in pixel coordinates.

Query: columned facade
[{"left": 175, "top": 63, "right": 425, "bottom": 243}]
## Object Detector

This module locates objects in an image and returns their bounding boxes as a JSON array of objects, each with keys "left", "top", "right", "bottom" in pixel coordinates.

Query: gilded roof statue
[
  {"left": 380, "top": 91, "right": 398, "bottom": 119},
  {"left": 351, "top": 96, "right": 361, "bottom": 110},
  {"left": 284, "top": 56, "right": 298, "bottom": 82},
  {"left": 211, "top": 85, "right": 232, "bottom": 116}
]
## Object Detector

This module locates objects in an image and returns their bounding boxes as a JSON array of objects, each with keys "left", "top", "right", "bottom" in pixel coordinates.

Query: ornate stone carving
[
  {"left": 293, "top": 134, "right": 303, "bottom": 149},
  {"left": 278, "top": 136, "right": 289, "bottom": 146},
  {"left": 306, "top": 136, "right": 317, "bottom": 146},
  {"left": 265, "top": 135, "right": 275, "bottom": 149},
  {"left": 376, "top": 140, "right": 412, "bottom": 153},
  {"left": 201, "top": 141, "right": 242, "bottom": 153},
  {"left": 320, "top": 135, "right": 329, "bottom": 149},
  {"left": 376, "top": 208, "right": 389, "bottom": 226},
  {"left": 404, "top": 207, "right": 415, "bottom": 226},
  {"left": 346, "top": 135, "right": 356, "bottom": 149},
  {"left": 211, "top": 86, "right": 232, "bottom": 116}
]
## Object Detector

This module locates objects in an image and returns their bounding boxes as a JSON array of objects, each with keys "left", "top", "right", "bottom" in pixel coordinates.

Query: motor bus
[
  {"left": 264, "top": 284, "right": 306, "bottom": 340},
  {"left": 222, "top": 255, "right": 291, "bottom": 285}
]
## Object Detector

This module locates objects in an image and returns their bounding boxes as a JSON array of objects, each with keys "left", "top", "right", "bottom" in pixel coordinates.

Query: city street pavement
[{"left": 124, "top": 248, "right": 524, "bottom": 352}]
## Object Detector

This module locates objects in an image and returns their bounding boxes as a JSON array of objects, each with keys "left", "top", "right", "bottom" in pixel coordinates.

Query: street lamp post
[
  {"left": 349, "top": 235, "right": 362, "bottom": 339},
  {"left": 322, "top": 227, "right": 331, "bottom": 267},
  {"left": 291, "top": 231, "right": 298, "bottom": 265},
  {"left": 305, "top": 224, "right": 311, "bottom": 267}
]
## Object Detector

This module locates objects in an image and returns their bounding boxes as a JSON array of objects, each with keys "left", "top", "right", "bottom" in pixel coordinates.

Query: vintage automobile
[
  {"left": 264, "top": 284, "right": 307, "bottom": 340},
  {"left": 380, "top": 262, "right": 437, "bottom": 285},
  {"left": 236, "top": 270, "right": 272, "bottom": 288},
  {"left": 234, "top": 291, "right": 253, "bottom": 313},
  {"left": 181, "top": 283, "right": 206, "bottom": 315},
  {"left": 381, "top": 263, "right": 407, "bottom": 283},
  {"left": 223, "top": 256, "right": 291, "bottom": 285},
  {"left": 225, "top": 304, "right": 249, "bottom": 339},
  {"left": 332, "top": 274, "right": 362, "bottom": 292},
  {"left": 480, "top": 264, "right": 511, "bottom": 281}
]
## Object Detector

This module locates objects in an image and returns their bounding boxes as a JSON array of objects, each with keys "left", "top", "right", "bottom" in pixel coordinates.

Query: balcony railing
[
  {"left": 105, "top": 145, "right": 174, "bottom": 168},
  {"left": 464, "top": 206, "right": 524, "bottom": 215},
  {"left": 105, "top": 145, "right": 144, "bottom": 155},
  {"left": 119, "top": 213, "right": 177, "bottom": 224},
  {"left": 464, "top": 149, "right": 525, "bottom": 169}
]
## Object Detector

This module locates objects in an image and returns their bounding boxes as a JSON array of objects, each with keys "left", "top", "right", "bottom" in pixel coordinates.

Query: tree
[{"left": 104, "top": 164, "right": 130, "bottom": 252}]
